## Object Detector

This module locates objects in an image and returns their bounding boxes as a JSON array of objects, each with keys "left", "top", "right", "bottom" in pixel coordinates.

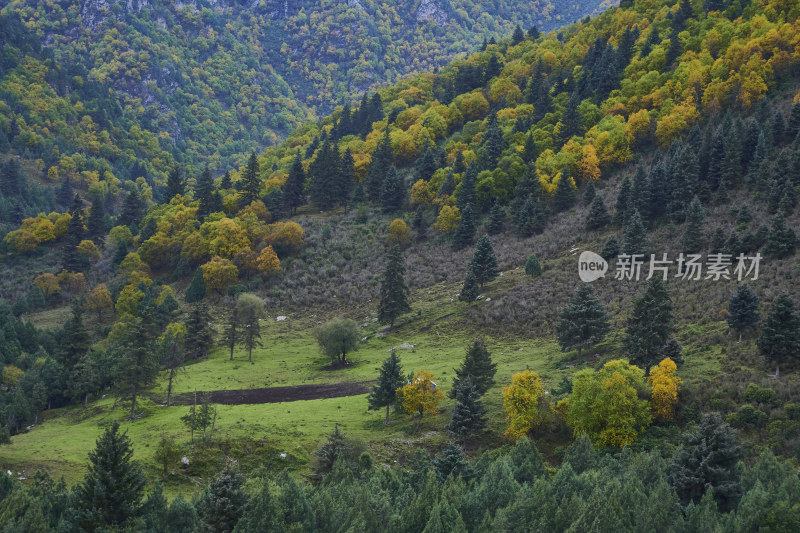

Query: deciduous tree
[{"left": 503, "top": 369, "right": 548, "bottom": 441}]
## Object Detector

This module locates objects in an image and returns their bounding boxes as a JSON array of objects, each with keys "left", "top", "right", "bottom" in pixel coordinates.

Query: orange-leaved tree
[{"left": 398, "top": 369, "right": 444, "bottom": 430}]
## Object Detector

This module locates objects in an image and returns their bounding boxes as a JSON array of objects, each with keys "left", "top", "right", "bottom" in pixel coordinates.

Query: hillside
[
  {"left": 1, "top": 0, "right": 800, "bottom": 530},
  {"left": 0, "top": 0, "right": 612, "bottom": 197}
]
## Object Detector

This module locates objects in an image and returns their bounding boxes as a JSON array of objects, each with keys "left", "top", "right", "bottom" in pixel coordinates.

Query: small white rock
[
  {"left": 181, "top": 456, "right": 190, "bottom": 466},
  {"left": 280, "top": 453, "right": 287, "bottom": 459},
  {"left": 276, "top": 316, "right": 287, "bottom": 321}
]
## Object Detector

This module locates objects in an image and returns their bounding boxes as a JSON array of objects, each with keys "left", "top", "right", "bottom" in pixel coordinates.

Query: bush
[{"left": 525, "top": 253, "right": 541, "bottom": 276}]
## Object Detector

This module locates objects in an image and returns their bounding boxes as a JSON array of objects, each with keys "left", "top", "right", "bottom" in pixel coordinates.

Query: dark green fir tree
[
  {"left": 449, "top": 339, "right": 497, "bottom": 398},
  {"left": 758, "top": 293, "right": 800, "bottom": 377},
  {"left": 727, "top": 284, "right": 759, "bottom": 343},
  {"left": 185, "top": 267, "right": 206, "bottom": 303},
  {"left": 447, "top": 378, "right": 487, "bottom": 441},
  {"left": 378, "top": 245, "right": 411, "bottom": 328},
  {"left": 367, "top": 350, "right": 405, "bottom": 424},
  {"left": 555, "top": 285, "right": 611, "bottom": 358}
]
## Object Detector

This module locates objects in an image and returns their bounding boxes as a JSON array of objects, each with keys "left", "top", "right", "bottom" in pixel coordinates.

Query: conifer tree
[
  {"left": 582, "top": 179, "right": 596, "bottom": 205},
  {"left": 487, "top": 202, "right": 505, "bottom": 235},
  {"left": 239, "top": 152, "right": 261, "bottom": 206},
  {"left": 525, "top": 253, "right": 541, "bottom": 276},
  {"left": 185, "top": 267, "right": 206, "bottom": 303},
  {"left": 185, "top": 304, "right": 215, "bottom": 359},
  {"left": 119, "top": 188, "right": 144, "bottom": 228},
  {"left": 164, "top": 166, "right": 184, "bottom": 202},
  {"left": 527, "top": 25, "right": 540, "bottom": 39},
  {"left": 438, "top": 170, "right": 456, "bottom": 198},
  {"left": 367, "top": 350, "right": 405, "bottom": 424},
  {"left": 459, "top": 269, "right": 479, "bottom": 304},
  {"left": 450, "top": 339, "right": 497, "bottom": 398},
  {"left": 339, "top": 147, "right": 356, "bottom": 211},
  {"left": 522, "top": 132, "right": 538, "bottom": 163},
  {"left": 115, "top": 319, "right": 158, "bottom": 419},
  {"left": 632, "top": 165, "right": 651, "bottom": 219},
  {"left": 758, "top": 294, "right": 800, "bottom": 378},
  {"left": 380, "top": 166, "right": 405, "bottom": 212},
  {"left": 457, "top": 165, "right": 478, "bottom": 211},
  {"left": 71, "top": 422, "right": 146, "bottom": 531},
  {"left": 86, "top": 193, "right": 106, "bottom": 242},
  {"left": 60, "top": 299, "right": 91, "bottom": 371},
  {"left": 63, "top": 194, "right": 87, "bottom": 272},
  {"left": 222, "top": 305, "right": 239, "bottom": 361},
  {"left": 237, "top": 293, "right": 264, "bottom": 363},
  {"left": 552, "top": 171, "right": 576, "bottom": 212},
  {"left": 516, "top": 197, "right": 545, "bottom": 236},
  {"left": 468, "top": 235, "right": 500, "bottom": 287},
  {"left": 555, "top": 285, "right": 611, "bottom": 359},
  {"left": 585, "top": 194, "right": 610, "bottom": 229},
  {"left": 622, "top": 209, "right": 648, "bottom": 256},
  {"left": 57, "top": 175, "right": 73, "bottom": 208},
  {"left": 448, "top": 379, "right": 487, "bottom": 441},
  {"left": 452, "top": 204, "right": 476, "bottom": 250},
  {"left": 483, "top": 115, "right": 504, "bottom": 169},
  {"left": 727, "top": 284, "right": 759, "bottom": 343},
  {"left": 366, "top": 129, "right": 392, "bottom": 202},
  {"left": 511, "top": 25, "right": 525, "bottom": 45},
  {"left": 197, "top": 464, "right": 247, "bottom": 533},
  {"left": 220, "top": 171, "right": 232, "bottom": 189},
  {"left": 625, "top": 277, "right": 675, "bottom": 369},
  {"left": 195, "top": 165, "right": 216, "bottom": 219},
  {"left": 378, "top": 245, "right": 411, "bottom": 328},
  {"left": 762, "top": 211, "right": 797, "bottom": 258},
  {"left": 614, "top": 176, "right": 633, "bottom": 225},
  {"left": 0, "top": 158, "right": 23, "bottom": 196},
  {"left": 432, "top": 442, "right": 472, "bottom": 483},
  {"left": 681, "top": 196, "right": 705, "bottom": 253},
  {"left": 668, "top": 414, "right": 742, "bottom": 512},
  {"left": 283, "top": 149, "right": 306, "bottom": 215}
]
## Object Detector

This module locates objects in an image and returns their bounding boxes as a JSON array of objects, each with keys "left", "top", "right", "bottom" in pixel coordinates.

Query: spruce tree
[
  {"left": 220, "top": 171, "right": 232, "bottom": 189},
  {"left": 60, "top": 299, "right": 90, "bottom": 371},
  {"left": 758, "top": 294, "right": 800, "bottom": 378},
  {"left": 195, "top": 165, "right": 216, "bottom": 219},
  {"left": 483, "top": 114, "right": 504, "bottom": 169},
  {"left": 555, "top": 285, "right": 611, "bottom": 359},
  {"left": 86, "top": 193, "right": 106, "bottom": 243},
  {"left": 367, "top": 350, "right": 405, "bottom": 424},
  {"left": 63, "top": 194, "right": 87, "bottom": 272},
  {"left": 452, "top": 204, "right": 476, "bottom": 250},
  {"left": 119, "top": 188, "right": 144, "bottom": 227},
  {"left": 668, "top": 414, "right": 742, "bottom": 513},
  {"left": 71, "top": 422, "right": 146, "bottom": 531},
  {"left": 468, "top": 235, "right": 499, "bottom": 287},
  {"left": 585, "top": 194, "right": 610, "bottom": 230},
  {"left": 516, "top": 197, "right": 545, "bottom": 236},
  {"left": 283, "top": 148, "right": 306, "bottom": 215},
  {"left": 681, "top": 196, "right": 705, "bottom": 253},
  {"left": 449, "top": 339, "right": 497, "bottom": 398},
  {"left": 57, "top": 175, "right": 73, "bottom": 208},
  {"left": 457, "top": 165, "right": 478, "bottom": 211},
  {"left": 339, "top": 147, "right": 356, "bottom": 211},
  {"left": 727, "top": 284, "right": 759, "bottom": 343},
  {"left": 762, "top": 211, "right": 797, "bottom": 258},
  {"left": 380, "top": 166, "right": 405, "bottom": 212},
  {"left": 185, "top": 304, "right": 215, "bottom": 359},
  {"left": 432, "top": 442, "right": 472, "bottom": 483},
  {"left": 522, "top": 132, "right": 538, "bottom": 163},
  {"left": 238, "top": 152, "right": 261, "bottom": 206},
  {"left": 527, "top": 25, "right": 540, "bottom": 39},
  {"left": 447, "top": 379, "right": 487, "bottom": 441},
  {"left": 459, "top": 269, "right": 479, "bottom": 304},
  {"left": 185, "top": 267, "right": 206, "bottom": 302},
  {"left": 308, "top": 139, "right": 339, "bottom": 210},
  {"left": 487, "top": 202, "right": 505, "bottom": 235},
  {"left": 0, "top": 158, "right": 23, "bottom": 197},
  {"left": 366, "top": 129, "right": 392, "bottom": 202},
  {"left": 116, "top": 319, "right": 158, "bottom": 419},
  {"left": 552, "top": 171, "right": 576, "bottom": 212},
  {"left": 511, "top": 25, "right": 525, "bottom": 45},
  {"left": 614, "top": 176, "right": 633, "bottom": 225},
  {"left": 164, "top": 166, "right": 184, "bottom": 202},
  {"left": 197, "top": 464, "right": 247, "bottom": 533},
  {"left": 622, "top": 209, "right": 648, "bottom": 255},
  {"left": 222, "top": 305, "right": 239, "bottom": 361},
  {"left": 624, "top": 277, "right": 675, "bottom": 370},
  {"left": 438, "top": 170, "right": 456, "bottom": 198},
  {"left": 582, "top": 179, "right": 596, "bottom": 205},
  {"left": 632, "top": 166, "right": 651, "bottom": 219},
  {"left": 525, "top": 253, "right": 541, "bottom": 276},
  {"left": 378, "top": 245, "right": 411, "bottom": 328}
]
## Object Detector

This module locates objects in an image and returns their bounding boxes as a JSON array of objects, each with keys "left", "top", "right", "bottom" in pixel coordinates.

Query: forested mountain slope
[{"left": 0, "top": 0, "right": 612, "bottom": 195}]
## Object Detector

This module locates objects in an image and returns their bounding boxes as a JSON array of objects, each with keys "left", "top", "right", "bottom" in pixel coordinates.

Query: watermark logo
[
  {"left": 578, "top": 252, "right": 761, "bottom": 282},
  {"left": 578, "top": 251, "right": 608, "bottom": 282}
]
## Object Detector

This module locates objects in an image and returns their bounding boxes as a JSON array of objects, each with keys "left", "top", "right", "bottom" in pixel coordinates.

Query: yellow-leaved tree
[
  {"left": 256, "top": 245, "right": 281, "bottom": 277},
  {"left": 434, "top": 205, "right": 461, "bottom": 234},
  {"left": 502, "top": 369, "right": 549, "bottom": 441},
  {"left": 201, "top": 256, "right": 239, "bottom": 293},
  {"left": 85, "top": 284, "right": 113, "bottom": 322},
  {"left": 387, "top": 218, "right": 411, "bottom": 246},
  {"left": 648, "top": 357, "right": 682, "bottom": 420},
  {"left": 398, "top": 369, "right": 444, "bottom": 430}
]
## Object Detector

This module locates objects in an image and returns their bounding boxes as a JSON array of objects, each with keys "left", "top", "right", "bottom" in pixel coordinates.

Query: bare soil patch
[{"left": 164, "top": 381, "right": 372, "bottom": 406}]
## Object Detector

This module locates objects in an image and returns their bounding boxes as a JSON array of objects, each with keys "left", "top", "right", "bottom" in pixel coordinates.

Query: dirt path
[{"left": 163, "top": 381, "right": 373, "bottom": 406}]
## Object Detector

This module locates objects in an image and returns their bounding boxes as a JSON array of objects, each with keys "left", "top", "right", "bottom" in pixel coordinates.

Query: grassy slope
[{"left": 1, "top": 251, "right": 728, "bottom": 497}]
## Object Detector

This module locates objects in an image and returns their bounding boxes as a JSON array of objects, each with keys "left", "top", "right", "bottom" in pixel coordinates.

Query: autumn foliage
[
  {"left": 502, "top": 369, "right": 549, "bottom": 441},
  {"left": 648, "top": 357, "right": 682, "bottom": 420}
]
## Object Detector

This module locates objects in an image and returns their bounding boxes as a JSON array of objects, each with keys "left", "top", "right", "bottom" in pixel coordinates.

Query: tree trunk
[
  {"left": 577, "top": 346, "right": 582, "bottom": 359},
  {"left": 230, "top": 343, "right": 234, "bottom": 360},
  {"left": 209, "top": 409, "right": 216, "bottom": 440},
  {"left": 248, "top": 347, "right": 252, "bottom": 363},
  {"left": 775, "top": 363, "right": 780, "bottom": 378},
  {"left": 385, "top": 404, "right": 390, "bottom": 425},
  {"left": 130, "top": 387, "right": 137, "bottom": 419},
  {"left": 167, "top": 368, "right": 175, "bottom": 407},
  {"left": 342, "top": 351, "right": 347, "bottom": 366},
  {"left": 84, "top": 393, "right": 88, "bottom": 406},
  {"left": 738, "top": 331, "right": 742, "bottom": 343}
]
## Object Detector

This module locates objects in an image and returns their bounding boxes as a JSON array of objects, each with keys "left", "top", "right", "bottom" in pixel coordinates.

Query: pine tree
[
  {"left": 516, "top": 197, "right": 545, "bottom": 236},
  {"left": 632, "top": 165, "right": 651, "bottom": 219},
  {"left": 116, "top": 319, "right": 158, "bottom": 419},
  {"left": 457, "top": 164, "right": 478, "bottom": 211},
  {"left": 758, "top": 294, "right": 800, "bottom": 377},
  {"left": 452, "top": 204, "right": 476, "bottom": 250},
  {"left": 185, "top": 304, "right": 215, "bottom": 359},
  {"left": 380, "top": 166, "right": 405, "bottom": 212},
  {"left": 762, "top": 211, "right": 797, "bottom": 259},
  {"left": 220, "top": 171, "right": 232, "bottom": 189},
  {"left": 71, "top": 422, "right": 146, "bottom": 531},
  {"left": 681, "top": 196, "right": 705, "bottom": 253},
  {"left": 525, "top": 253, "right": 541, "bottom": 276},
  {"left": 487, "top": 202, "right": 505, "bottom": 235},
  {"left": 439, "top": 170, "right": 456, "bottom": 198},
  {"left": 555, "top": 285, "right": 611, "bottom": 359},
  {"left": 582, "top": 179, "right": 596, "bottom": 205},
  {"left": 378, "top": 245, "right": 411, "bottom": 328},
  {"left": 668, "top": 414, "right": 742, "bottom": 512},
  {"left": 511, "top": 25, "right": 525, "bottom": 45},
  {"left": 527, "top": 25, "right": 540, "bottom": 39},
  {"left": 60, "top": 300, "right": 90, "bottom": 371},
  {"left": 557, "top": 93, "right": 583, "bottom": 146},
  {"left": 459, "top": 269, "right": 479, "bottom": 304},
  {"left": 727, "top": 284, "right": 759, "bottom": 343},
  {"left": 416, "top": 145, "right": 437, "bottom": 182},
  {"left": 622, "top": 209, "right": 648, "bottom": 255},
  {"left": 625, "top": 277, "right": 675, "bottom": 370},
  {"left": 367, "top": 350, "right": 405, "bottom": 424},
  {"left": 483, "top": 114, "right": 504, "bottom": 169},
  {"left": 450, "top": 339, "right": 497, "bottom": 398},
  {"left": 238, "top": 152, "right": 261, "bottom": 206},
  {"left": 339, "top": 148, "right": 356, "bottom": 211},
  {"left": 366, "top": 129, "right": 392, "bottom": 202},
  {"left": 522, "top": 132, "right": 538, "bottom": 163},
  {"left": 432, "top": 442, "right": 472, "bottom": 484},
  {"left": 57, "top": 175, "right": 73, "bottom": 208},
  {"left": 0, "top": 158, "right": 23, "bottom": 196},
  {"left": 468, "top": 235, "right": 500, "bottom": 287},
  {"left": 197, "top": 464, "right": 247, "bottom": 533},
  {"left": 164, "top": 166, "right": 184, "bottom": 202},
  {"left": 233, "top": 480, "right": 282, "bottom": 533},
  {"left": 86, "top": 193, "right": 106, "bottom": 242},
  {"left": 309, "top": 139, "right": 339, "bottom": 210},
  {"left": 119, "top": 188, "right": 144, "bottom": 227},
  {"left": 736, "top": 203, "right": 752, "bottom": 225},
  {"left": 447, "top": 379, "right": 487, "bottom": 441},
  {"left": 195, "top": 165, "right": 216, "bottom": 218},
  {"left": 63, "top": 194, "right": 87, "bottom": 272},
  {"left": 585, "top": 194, "right": 610, "bottom": 230},
  {"left": 237, "top": 293, "right": 264, "bottom": 363},
  {"left": 185, "top": 267, "right": 206, "bottom": 303}
]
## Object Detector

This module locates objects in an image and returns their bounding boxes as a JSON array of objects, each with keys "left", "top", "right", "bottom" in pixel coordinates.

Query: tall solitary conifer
[
  {"left": 368, "top": 350, "right": 405, "bottom": 424},
  {"left": 378, "top": 245, "right": 411, "bottom": 328}
]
